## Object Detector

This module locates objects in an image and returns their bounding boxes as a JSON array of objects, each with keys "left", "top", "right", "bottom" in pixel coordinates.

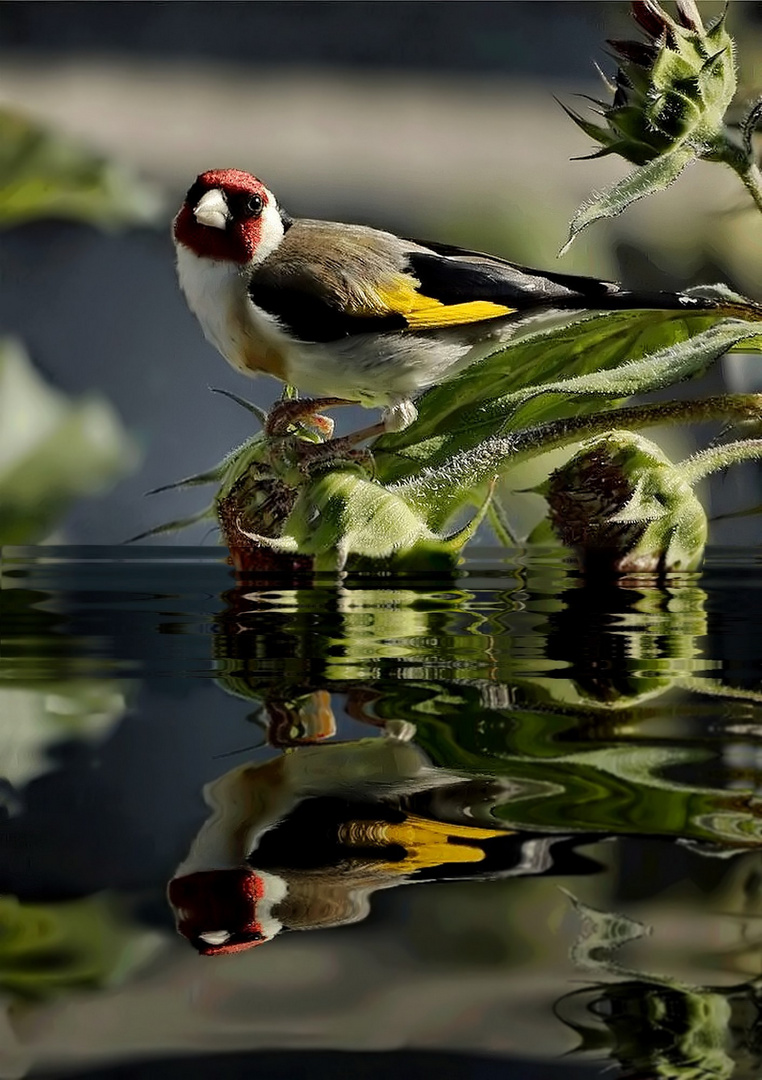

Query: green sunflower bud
[
  {"left": 215, "top": 437, "right": 307, "bottom": 573},
  {"left": 578, "top": 0, "right": 736, "bottom": 164},
  {"left": 562, "top": 1, "right": 752, "bottom": 249},
  {"left": 234, "top": 466, "right": 488, "bottom": 574},
  {"left": 546, "top": 432, "right": 707, "bottom": 574}
]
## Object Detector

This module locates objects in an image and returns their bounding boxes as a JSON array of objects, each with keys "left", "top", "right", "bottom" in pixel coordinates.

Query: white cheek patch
[
  {"left": 250, "top": 193, "right": 286, "bottom": 265},
  {"left": 253, "top": 869, "right": 288, "bottom": 941}
]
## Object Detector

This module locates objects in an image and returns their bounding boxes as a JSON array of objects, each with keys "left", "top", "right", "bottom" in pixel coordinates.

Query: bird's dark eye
[{"left": 246, "top": 194, "right": 264, "bottom": 217}]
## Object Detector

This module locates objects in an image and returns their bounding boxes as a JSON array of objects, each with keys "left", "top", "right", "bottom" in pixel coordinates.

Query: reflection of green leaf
[
  {"left": 0, "top": 340, "right": 139, "bottom": 543},
  {"left": 565, "top": 892, "right": 649, "bottom": 977},
  {"left": 0, "top": 894, "right": 159, "bottom": 998},
  {"left": 403, "top": 685, "right": 762, "bottom": 847},
  {"left": 0, "top": 109, "right": 161, "bottom": 228},
  {"left": 559, "top": 975, "right": 736, "bottom": 1079},
  {"left": 559, "top": 906, "right": 741, "bottom": 1080}
]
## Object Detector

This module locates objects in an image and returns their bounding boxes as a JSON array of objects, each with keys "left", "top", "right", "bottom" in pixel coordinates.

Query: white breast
[
  {"left": 175, "top": 245, "right": 288, "bottom": 377},
  {"left": 175, "top": 243, "right": 490, "bottom": 408},
  {"left": 176, "top": 244, "right": 235, "bottom": 343}
]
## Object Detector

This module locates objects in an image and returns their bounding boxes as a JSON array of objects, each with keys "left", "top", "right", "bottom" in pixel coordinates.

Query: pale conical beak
[
  {"left": 194, "top": 188, "right": 229, "bottom": 230},
  {"left": 198, "top": 930, "right": 232, "bottom": 946}
]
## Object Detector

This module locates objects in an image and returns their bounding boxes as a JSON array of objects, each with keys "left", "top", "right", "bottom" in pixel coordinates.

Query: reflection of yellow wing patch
[
  {"left": 368, "top": 278, "right": 514, "bottom": 330},
  {"left": 339, "top": 813, "right": 507, "bottom": 875}
]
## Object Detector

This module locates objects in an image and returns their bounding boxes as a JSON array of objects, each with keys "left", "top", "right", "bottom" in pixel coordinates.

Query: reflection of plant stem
[{"left": 679, "top": 675, "right": 762, "bottom": 704}]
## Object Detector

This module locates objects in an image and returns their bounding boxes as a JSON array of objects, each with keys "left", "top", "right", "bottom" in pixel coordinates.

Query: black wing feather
[
  {"left": 248, "top": 282, "right": 407, "bottom": 343},
  {"left": 407, "top": 237, "right": 709, "bottom": 313},
  {"left": 407, "top": 239, "right": 618, "bottom": 308}
]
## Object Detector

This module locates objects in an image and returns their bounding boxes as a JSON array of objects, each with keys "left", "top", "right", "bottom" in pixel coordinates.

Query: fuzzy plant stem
[
  {"left": 708, "top": 131, "right": 762, "bottom": 215},
  {"left": 679, "top": 438, "right": 762, "bottom": 486},
  {"left": 400, "top": 395, "right": 762, "bottom": 527},
  {"left": 507, "top": 396, "right": 762, "bottom": 461}
]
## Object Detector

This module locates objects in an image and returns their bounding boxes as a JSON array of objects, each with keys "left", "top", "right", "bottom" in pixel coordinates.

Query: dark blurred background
[{"left": 1, "top": 0, "right": 761, "bottom": 545}]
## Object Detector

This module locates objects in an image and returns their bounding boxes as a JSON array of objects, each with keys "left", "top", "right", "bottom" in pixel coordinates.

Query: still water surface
[{"left": 3, "top": 546, "right": 762, "bottom": 1078}]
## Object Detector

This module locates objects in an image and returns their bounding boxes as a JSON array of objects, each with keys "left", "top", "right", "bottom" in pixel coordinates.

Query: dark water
[{"left": 3, "top": 546, "right": 762, "bottom": 1079}]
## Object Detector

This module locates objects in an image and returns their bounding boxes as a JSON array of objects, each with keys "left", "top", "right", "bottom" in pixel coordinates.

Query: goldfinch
[{"left": 174, "top": 168, "right": 713, "bottom": 435}]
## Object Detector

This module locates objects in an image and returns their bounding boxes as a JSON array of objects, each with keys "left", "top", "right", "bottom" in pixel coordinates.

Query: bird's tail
[
  {"left": 504, "top": 261, "right": 759, "bottom": 319},
  {"left": 569, "top": 288, "right": 716, "bottom": 315},
  {"left": 532, "top": 279, "right": 761, "bottom": 321}
]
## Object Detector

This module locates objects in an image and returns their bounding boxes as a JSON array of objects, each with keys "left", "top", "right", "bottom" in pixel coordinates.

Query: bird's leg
[
  {"left": 265, "top": 397, "right": 354, "bottom": 439},
  {"left": 267, "top": 396, "right": 416, "bottom": 472},
  {"left": 343, "top": 421, "right": 386, "bottom": 446},
  {"left": 342, "top": 398, "right": 419, "bottom": 447}
]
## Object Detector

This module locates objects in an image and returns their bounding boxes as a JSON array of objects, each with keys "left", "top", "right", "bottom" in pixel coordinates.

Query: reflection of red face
[{"left": 168, "top": 868, "right": 271, "bottom": 955}]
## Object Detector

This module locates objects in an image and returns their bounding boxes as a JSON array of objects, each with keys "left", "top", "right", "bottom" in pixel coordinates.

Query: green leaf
[
  {"left": 0, "top": 894, "right": 158, "bottom": 998},
  {"left": 0, "top": 680, "right": 129, "bottom": 791},
  {"left": 391, "top": 322, "right": 762, "bottom": 530},
  {"left": 561, "top": 145, "right": 698, "bottom": 253},
  {"left": 375, "top": 305, "right": 762, "bottom": 486},
  {"left": 557, "top": 99, "right": 617, "bottom": 148},
  {"left": 238, "top": 467, "right": 473, "bottom": 573},
  {"left": 125, "top": 507, "right": 215, "bottom": 544},
  {"left": 495, "top": 318, "right": 762, "bottom": 427},
  {"left": 0, "top": 108, "right": 161, "bottom": 228}
]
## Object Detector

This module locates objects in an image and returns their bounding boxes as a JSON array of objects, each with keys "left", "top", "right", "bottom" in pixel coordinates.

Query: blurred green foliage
[
  {"left": 0, "top": 340, "right": 138, "bottom": 543},
  {"left": 0, "top": 108, "right": 161, "bottom": 228},
  {"left": 0, "top": 108, "right": 156, "bottom": 544}
]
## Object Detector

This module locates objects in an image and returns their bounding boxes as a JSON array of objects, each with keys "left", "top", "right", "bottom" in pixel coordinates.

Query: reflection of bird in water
[{"left": 168, "top": 730, "right": 551, "bottom": 955}]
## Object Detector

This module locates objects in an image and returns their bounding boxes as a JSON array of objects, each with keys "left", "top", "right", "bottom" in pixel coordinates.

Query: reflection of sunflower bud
[
  {"left": 546, "top": 432, "right": 707, "bottom": 574},
  {"left": 574, "top": 981, "right": 735, "bottom": 1080},
  {"left": 570, "top": 0, "right": 735, "bottom": 165}
]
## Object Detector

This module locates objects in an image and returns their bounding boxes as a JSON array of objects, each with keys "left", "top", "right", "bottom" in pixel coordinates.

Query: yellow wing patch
[
  {"left": 367, "top": 278, "right": 515, "bottom": 330},
  {"left": 404, "top": 299, "right": 515, "bottom": 329}
]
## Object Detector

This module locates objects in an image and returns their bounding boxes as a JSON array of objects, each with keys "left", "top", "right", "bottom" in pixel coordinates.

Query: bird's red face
[{"left": 173, "top": 169, "right": 287, "bottom": 264}]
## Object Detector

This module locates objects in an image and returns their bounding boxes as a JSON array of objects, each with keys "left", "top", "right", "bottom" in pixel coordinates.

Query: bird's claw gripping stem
[
  {"left": 264, "top": 398, "right": 386, "bottom": 473},
  {"left": 265, "top": 397, "right": 354, "bottom": 438},
  {"left": 287, "top": 437, "right": 375, "bottom": 476}
]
